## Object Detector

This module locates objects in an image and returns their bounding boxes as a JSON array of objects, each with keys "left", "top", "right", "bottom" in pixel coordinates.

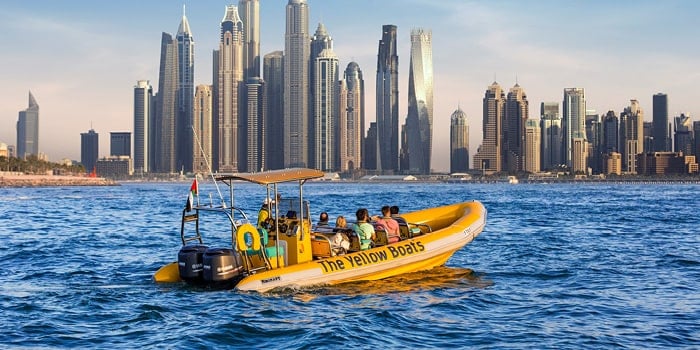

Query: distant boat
[
  {"left": 154, "top": 168, "right": 487, "bottom": 292},
  {"left": 508, "top": 176, "right": 519, "bottom": 184}
]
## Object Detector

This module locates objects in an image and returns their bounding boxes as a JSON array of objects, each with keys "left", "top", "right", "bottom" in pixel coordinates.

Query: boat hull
[{"left": 234, "top": 201, "right": 486, "bottom": 292}]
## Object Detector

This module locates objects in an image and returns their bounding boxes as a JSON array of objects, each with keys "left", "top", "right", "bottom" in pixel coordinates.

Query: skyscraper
[
  {"left": 540, "top": 102, "right": 562, "bottom": 170},
  {"left": 239, "top": 0, "right": 260, "bottom": 80},
  {"left": 563, "top": 88, "right": 586, "bottom": 168},
  {"left": 133, "top": 80, "right": 152, "bottom": 174},
  {"left": 620, "top": 99, "right": 644, "bottom": 173},
  {"left": 284, "top": 0, "right": 310, "bottom": 168},
  {"left": 473, "top": 82, "right": 505, "bottom": 173},
  {"left": 16, "top": 91, "right": 39, "bottom": 159},
  {"left": 263, "top": 51, "right": 284, "bottom": 170},
  {"left": 217, "top": 5, "right": 244, "bottom": 173},
  {"left": 674, "top": 113, "right": 693, "bottom": 155},
  {"left": 312, "top": 48, "right": 339, "bottom": 171},
  {"left": 405, "top": 28, "right": 433, "bottom": 175},
  {"left": 310, "top": 22, "right": 333, "bottom": 170},
  {"left": 450, "top": 107, "right": 469, "bottom": 173},
  {"left": 504, "top": 83, "right": 528, "bottom": 173},
  {"left": 652, "top": 93, "right": 669, "bottom": 152},
  {"left": 585, "top": 110, "right": 602, "bottom": 174},
  {"left": 110, "top": 132, "right": 131, "bottom": 157},
  {"left": 376, "top": 24, "right": 399, "bottom": 173},
  {"left": 81, "top": 129, "right": 99, "bottom": 173},
  {"left": 244, "top": 78, "right": 265, "bottom": 172},
  {"left": 364, "top": 122, "right": 379, "bottom": 171},
  {"left": 176, "top": 7, "right": 194, "bottom": 173},
  {"left": 155, "top": 32, "right": 178, "bottom": 173},
  {"left": 193, "top": 85, "right": 213, "bottom": 175},
  {"left": 524, "top": 119, "right": 540, "bottom": 173},
  {"left": 338, "top": 62, "right": 365, "bottom": 172},
  {"left": 602, "top": 110, "right": 619, "bottom": 154}
]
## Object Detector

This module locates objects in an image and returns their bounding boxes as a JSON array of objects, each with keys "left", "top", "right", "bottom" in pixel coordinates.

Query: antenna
[{"left": 183, "top": 4, "right": 186, "bottom": 17}]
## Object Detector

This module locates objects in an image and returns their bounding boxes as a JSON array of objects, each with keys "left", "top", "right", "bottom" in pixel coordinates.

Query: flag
[{"left": 185, "top": 179, "right": 198, "bottom": 211}]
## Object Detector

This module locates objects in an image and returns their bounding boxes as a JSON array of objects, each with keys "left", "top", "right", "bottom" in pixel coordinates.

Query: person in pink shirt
[{"left": 372, "top": 205, "right": 400, "bottom": 243}]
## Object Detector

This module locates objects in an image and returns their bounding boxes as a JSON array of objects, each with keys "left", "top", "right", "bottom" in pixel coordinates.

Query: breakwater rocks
[{"left": 0, "top": 173, "right": 117, "bottom": 187}]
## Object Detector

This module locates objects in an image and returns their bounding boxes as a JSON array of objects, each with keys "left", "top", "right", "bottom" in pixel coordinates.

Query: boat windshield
[{"left": 274, "top": 197, "right": 310, "bottom": 220}]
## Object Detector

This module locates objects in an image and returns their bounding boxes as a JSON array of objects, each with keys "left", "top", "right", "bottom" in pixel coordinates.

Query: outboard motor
[
  {"left": 178, "top": 245, "right": 208, "bottom": 284},
  {"left": 203, "top": 248, "right": 243, "bottom": 286}
]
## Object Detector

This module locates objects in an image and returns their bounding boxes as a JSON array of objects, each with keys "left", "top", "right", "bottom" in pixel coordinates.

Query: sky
[{"left": 1, "top": 0, "right": 699, "bottom": 172}]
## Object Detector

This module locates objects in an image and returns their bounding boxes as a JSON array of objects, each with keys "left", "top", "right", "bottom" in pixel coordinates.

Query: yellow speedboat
[{"left": 153, "top": 168, "right": 487, "bottom": 293}]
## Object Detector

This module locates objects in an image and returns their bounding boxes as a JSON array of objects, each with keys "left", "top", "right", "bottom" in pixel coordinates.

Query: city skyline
[{"left": 1, "top": 1, "right": 699, "bottom": 172}]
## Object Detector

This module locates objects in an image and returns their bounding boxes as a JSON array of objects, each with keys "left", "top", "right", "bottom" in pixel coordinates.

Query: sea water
[{"left": 0, "top": 182, "right": 698, "bottom": 348}]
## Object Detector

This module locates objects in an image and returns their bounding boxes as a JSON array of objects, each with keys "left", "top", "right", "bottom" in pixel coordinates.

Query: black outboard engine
[
  {"left": 203, "top": 248, "right": 243, "bottom": 286},
  {"left": 178, "top": 245, "right": 208, "bottom": 284}
]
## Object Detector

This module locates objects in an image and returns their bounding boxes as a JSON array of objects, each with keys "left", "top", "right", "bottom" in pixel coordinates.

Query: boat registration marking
[
  {"left": 260, "top": 276, "right": 281, "bottom": 284},
  {"left": 317, "top": 241, "right": 425, "bottom": 273}
]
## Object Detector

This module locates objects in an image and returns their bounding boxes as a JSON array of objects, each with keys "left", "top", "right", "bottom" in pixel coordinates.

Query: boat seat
[{"left": 311, "top": 234, "right": 333, "bottom": 258}]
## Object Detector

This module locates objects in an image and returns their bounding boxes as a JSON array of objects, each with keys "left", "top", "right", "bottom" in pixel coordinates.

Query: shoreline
[{"left": 0, "top": 173, "right": 118, "bottom": 187}]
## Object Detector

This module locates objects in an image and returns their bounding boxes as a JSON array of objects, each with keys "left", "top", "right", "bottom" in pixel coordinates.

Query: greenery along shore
[{"left": 0, "top": 156, "right": 115, "bottom": 187}]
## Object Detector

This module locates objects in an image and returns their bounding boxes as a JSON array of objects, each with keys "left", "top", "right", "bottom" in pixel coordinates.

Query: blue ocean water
[{"left": 0, "top": 181, "right": 698, "bottom": 348}]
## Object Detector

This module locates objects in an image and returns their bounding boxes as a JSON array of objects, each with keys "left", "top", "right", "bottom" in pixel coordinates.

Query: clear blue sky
[{"left": 1, "top": 0, "right": 698, "bottom": 172}]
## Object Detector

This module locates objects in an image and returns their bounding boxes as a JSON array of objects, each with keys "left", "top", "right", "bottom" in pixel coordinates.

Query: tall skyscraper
[
  {"left": 193, "top": 85, "right": 213, "bottom": 175},
  {"left": 585, "top": 110, "right": 602, "bottom": 174},
  {"left": 217, "top": 5, "right": 244, "bottom": 173},
  {"left": 620, "top": 99, "right": 644, "bottom": 173},
  {"left": 16, "top": 91, "right": 39, "bottom": 159},
  {"left": 450, "top": 107, "right": 469, "bottom": 173},
  {"left": 133, "top": 80, "right": 152, "bottom": 174},
  {"left": 524, "top": 119, "right": 540, "bottom": 173},
  {"left": 376, "top": 24, "right": 399, "bottom": 173},
  {"left": 504, "top": 83, "right": 528, "bottom": 173},
  {"left": 263, "top": 51, "right": 284, "bottom": 170},
  {"left": 310, "top": 22, "right": 333, "bottom": 170},
  {"left": 338, "top": 62, "right": 365, "bottom": 172},
  {"left": 110, "top": 132, "right": 131, "bottom": 157},
  {"left": 155, "top": 32, "right": 178, "bottom": 173},
  {"left": 602, "top": 110, "right": 619, "bottom": 154},
  {"left": 540, "top": 102, "right": 562, "bottom": 170},
  {"left": 404, "top": 28, "right": 433, "bottom": 175},
  {"left": 563, "top": 88, "right": 586, "bottom": 168},
  {"left": 473, "top": 82, "right": 505, "bottom": 173},
  {"left": 312, "top": 48, "right": 339, "bottom": 171},
  {"left": 652, "top": 93, "right": 669, "bottom": 152},
  {"left": 176, "top": 7, "right": 194, "bottom": 173},
  {"left": 674, "top": 113, "right": 693, "bottom": 155},
  {"left": 81, "top": 129, "right": 99, "bottom": 173},
  {"left": 284, "top": 0, "right": 310, "bottom": 168},
  {"left": 239, "top": 0, "right": 260, "bottom": 80},
  {"left": 244, "top": 77, "right": 265, "bottom": 172},
  {"left": 211, "top": 48, "right": 220, "bottom": 172}
]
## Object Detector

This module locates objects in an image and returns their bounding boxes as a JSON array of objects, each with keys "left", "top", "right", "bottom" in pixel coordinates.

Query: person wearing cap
[{"left": 257, "top": 197, "right": 271, "bottom": 228}]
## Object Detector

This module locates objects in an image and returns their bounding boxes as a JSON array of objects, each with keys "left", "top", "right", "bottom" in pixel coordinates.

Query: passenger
[
  {"left": 257, "top": 198, "right": 271, "bottom": 228},
  {"left": 390, "top": 206, "right": 400, "bottom": 217},
  {"left": 353, "top": 208, "right": 375, "bottom": 250},
  {"left": 335, "top": 215, "right": 347, "bottom": 228},
  {"left": 317, "top": 212, "right": 330, "bottom": 226},
  {"left": 330, "top": 215, "right": 350, "bottom": 254},
  {"left": 373, "top": 206, "right": 400, "bottom": 236},
  {"left": 390, "top": 205, "right": 407, "bottom": 225}
]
